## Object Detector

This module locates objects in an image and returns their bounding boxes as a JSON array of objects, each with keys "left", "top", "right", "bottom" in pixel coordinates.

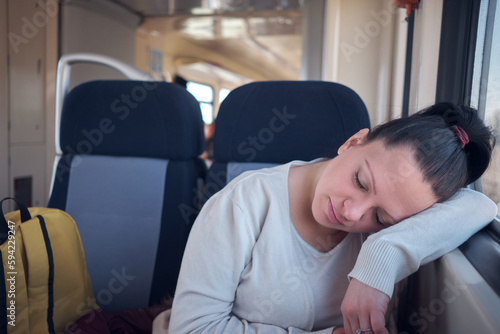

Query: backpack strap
[
  {"left": 36, "top": 215, "right": 55, "bottom": 334},
  {"left": 0, "top": 198, "right": 32, "bottom": 244}
]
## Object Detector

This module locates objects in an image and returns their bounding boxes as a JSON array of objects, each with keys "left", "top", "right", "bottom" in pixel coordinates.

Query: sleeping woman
[{"left": 158, "top": 102, "right": 497, "bottom": 334}]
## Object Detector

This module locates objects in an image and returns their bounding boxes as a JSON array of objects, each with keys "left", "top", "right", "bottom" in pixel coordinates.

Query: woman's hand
[
  {"left": 333, "top": 328, "right": 346, "bottom": 334},
  {"left": 341, "top": 278, "right": 390, "bottom": 334}
]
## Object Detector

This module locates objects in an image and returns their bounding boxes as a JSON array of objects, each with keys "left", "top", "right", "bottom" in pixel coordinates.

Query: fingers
[
  {"left": 359, "top": 317, "right": 373, "bottom": 334},
  {"left": 342, "top": 314, "right": 353, "bottom": 334},
  {"left": 341, "top": 298, "right": 354, "bottom": 334},
  {"left": 341, "top": 302, "right": 389, "bottom": 334},
  {"left": 341, "top": 278, "right": 391, "bottom": 334},
  {"left": 369, "top": 312, "right": 389, "bottom": 334}
]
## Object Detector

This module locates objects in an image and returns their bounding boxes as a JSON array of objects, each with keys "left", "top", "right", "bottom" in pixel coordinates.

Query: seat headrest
[
  {"left": 60, "top": 80, "right": 205, "bottom": 160},
  {"left": 213, "top": 81, "right": 370, "bottom": 163}
]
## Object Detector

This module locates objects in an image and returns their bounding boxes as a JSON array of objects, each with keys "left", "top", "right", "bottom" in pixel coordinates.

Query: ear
[{"left": 337, "top": 128, "right": 370, "bottom": 155}]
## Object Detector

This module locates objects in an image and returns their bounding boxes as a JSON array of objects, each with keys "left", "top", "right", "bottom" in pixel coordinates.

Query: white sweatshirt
[{"left": 165, "top": 161, "right": 497, "bottom": 333}]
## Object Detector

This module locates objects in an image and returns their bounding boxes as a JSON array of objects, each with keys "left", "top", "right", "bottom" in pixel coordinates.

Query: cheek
[
  {"left": 314, "top": 160, "right": 352, "bottom": 207},
  {"left": 311, "top": 184, "right": 326, "bottom": 213}
]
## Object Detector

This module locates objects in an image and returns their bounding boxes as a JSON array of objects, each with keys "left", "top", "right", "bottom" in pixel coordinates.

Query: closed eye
[
  {"left": 357, "top": 171, "right": 386, "bottom": 227},
  {"left": 375, "top": 212, "right": 385, "bottom": 227},
  {"left": 355, "top": 172, "right": 366, "bottom": 190}
]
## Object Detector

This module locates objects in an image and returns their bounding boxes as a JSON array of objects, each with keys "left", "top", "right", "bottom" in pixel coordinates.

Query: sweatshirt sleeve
[
  {"left": 168, "top": 191, "right": 336, "bottom": 334},
  {"left": 348, "top": 188, "right": 497, "bottom": 298}
]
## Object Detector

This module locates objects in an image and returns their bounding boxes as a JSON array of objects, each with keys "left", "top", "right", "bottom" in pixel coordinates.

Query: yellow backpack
[{"left": 0, "top": 197, "right": 98, "bottom": 334}]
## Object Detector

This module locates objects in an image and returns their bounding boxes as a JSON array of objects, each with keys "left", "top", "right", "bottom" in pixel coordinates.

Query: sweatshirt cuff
[{"left": 347, "top": 238, "right": 410, "bottom": 298}]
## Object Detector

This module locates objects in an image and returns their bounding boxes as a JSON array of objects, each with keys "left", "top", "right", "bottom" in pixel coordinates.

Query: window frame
[{"left": 435, "top": 0, "right": 500, "bottom": 297}]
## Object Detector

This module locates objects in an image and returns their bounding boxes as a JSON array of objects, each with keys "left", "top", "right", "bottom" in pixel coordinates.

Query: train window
[
  {"left": 186, "top": 81, "right": 215, "bottom": 124},
  {"left": 444, "top": 0, "right": 500, "bottom": 298},
  {"left": 436, "top": 0, "right": 498, "bottom": 215},
  {"left": 219, "top": 88, "right": 231, "bottom": 105},
  {"left": 471, "top": 0, "right": 500, "bottom": 214}
]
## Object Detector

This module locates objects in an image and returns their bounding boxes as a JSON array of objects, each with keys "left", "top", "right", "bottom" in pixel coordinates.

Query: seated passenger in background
[
  {"left": 158, "top": 102, "right": 497, "bottom": 334},
  {"left": 200, "top": 121, "right": 216, "bottom": 166}
]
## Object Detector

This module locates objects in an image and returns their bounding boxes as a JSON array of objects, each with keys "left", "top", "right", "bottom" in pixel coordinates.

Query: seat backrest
[
  {"left": 205, "top": 80, "right": 370, "bottom": 200},
  {"left": 48, "top": 80, "right": 206, "bottom": 312}
]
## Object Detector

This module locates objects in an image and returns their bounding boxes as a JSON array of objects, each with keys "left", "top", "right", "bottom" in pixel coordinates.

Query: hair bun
[{"left": 426, "top": 102, "right": 495, "bottom": 185}]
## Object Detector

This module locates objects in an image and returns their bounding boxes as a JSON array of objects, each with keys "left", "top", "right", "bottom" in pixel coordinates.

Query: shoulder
[
  {"left": 222, "top": 159, "right": 324, "bottom": 195},
  {"left": 233, "top": 163, "right": 286, "bottom": 183},
  {"left": 197, "top": 163, "right": 291, "bottom": 234}
]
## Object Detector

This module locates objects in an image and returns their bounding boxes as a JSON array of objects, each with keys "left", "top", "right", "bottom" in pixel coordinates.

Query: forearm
[{"left": 348, "top": 188, "right": 497, "bottom": 297}]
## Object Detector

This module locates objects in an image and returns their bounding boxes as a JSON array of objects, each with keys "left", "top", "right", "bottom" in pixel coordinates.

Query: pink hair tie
[{"left": 451, "top": 125, "right": 469, "bottom": 148}]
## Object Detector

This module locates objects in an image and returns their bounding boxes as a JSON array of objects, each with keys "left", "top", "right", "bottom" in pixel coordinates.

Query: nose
[{"left": 342, "top": 198, "right": 370, "bottom": 222}]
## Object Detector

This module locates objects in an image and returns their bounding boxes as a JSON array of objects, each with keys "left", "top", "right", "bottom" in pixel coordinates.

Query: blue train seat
[
  {"left": 48, "top": 80, "right": 206, "bottom": 312},
  {"left": 204, "top": 80, "right": 371, "bottom": 200}
]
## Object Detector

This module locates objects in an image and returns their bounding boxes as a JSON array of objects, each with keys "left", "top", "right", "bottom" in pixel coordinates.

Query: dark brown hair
[{"left": 366, "top": 102, "right": 495, "bottom": 202}]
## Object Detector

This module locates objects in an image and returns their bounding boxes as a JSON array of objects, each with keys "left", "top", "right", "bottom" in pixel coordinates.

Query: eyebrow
[{"left": 365, "top": 159, "right": 396, "bottom": 226}]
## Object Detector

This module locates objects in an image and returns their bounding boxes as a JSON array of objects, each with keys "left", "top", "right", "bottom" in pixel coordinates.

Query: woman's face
[{"left": 312, "top": 130, "right": 438, "bottom": 233}]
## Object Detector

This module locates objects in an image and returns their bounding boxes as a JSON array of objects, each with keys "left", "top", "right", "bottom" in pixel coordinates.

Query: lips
[{"left": 327, "top": 199, "right": 344, "bottom": 226}]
